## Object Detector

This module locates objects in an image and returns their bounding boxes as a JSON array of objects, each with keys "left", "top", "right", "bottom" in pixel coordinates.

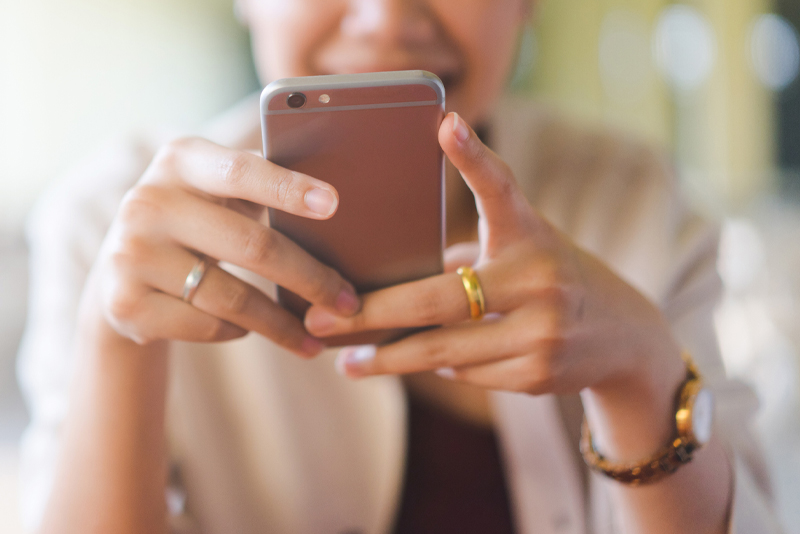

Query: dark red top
[{"left": 391, "top": 394, "right": 516, "bottom": 534}]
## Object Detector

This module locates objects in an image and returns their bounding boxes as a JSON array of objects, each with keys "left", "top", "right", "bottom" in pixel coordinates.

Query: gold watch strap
[
  {"left": 580, "top": 420, "right": 699, "bottom": 486},
  {"left": 579, "top": 354, "right": 703, "bottom": 486}
]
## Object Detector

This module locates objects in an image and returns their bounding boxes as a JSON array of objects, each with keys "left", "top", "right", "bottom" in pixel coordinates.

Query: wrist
[
  {"left": 51, "top": 289, "right": 170, "bottom": 534},
  {"left": 580, "top": 344, "right": 686, "bottom": 463}
]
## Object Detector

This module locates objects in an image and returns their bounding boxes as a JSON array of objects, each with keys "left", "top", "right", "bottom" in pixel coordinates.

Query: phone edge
[{"left": 260, "top": 71, "right": 445, "bottom": 157}]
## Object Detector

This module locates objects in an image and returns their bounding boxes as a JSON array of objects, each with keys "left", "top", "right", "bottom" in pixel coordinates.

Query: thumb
[{"left": 439, "top": 112, "right": 532, "bottom": 244}]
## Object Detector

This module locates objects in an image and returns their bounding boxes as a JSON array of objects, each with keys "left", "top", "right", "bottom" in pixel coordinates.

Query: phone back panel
[{"left": 261, "top": 72, "right": 445, "bottom": 342}]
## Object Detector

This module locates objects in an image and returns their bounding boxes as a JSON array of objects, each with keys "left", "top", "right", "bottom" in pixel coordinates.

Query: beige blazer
[{"left": 17, "top": 95, "right": 783, "bottom": 534}]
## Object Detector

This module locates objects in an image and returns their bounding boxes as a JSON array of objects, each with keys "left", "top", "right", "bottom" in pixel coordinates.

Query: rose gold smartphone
[{"left": 260, "top": 71, "right": 446, "bottom": 346}]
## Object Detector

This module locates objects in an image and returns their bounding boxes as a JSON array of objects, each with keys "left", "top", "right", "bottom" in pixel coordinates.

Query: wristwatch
[{"left": 580, "top": 353, "right": 715, "bottom": 486}]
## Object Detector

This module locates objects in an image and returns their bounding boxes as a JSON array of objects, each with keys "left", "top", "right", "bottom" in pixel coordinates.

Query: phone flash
[{"left": 319, "top": 94, "right": 331, "bottom": 104}]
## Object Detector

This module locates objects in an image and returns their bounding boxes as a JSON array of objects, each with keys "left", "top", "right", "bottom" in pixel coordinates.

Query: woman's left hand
[{"left": 304, "top": 112, "right": 684, "bottom": 400}]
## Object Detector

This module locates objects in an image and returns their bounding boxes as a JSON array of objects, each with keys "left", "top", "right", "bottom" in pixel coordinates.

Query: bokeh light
[
  {"left": 750, "top": 14, "right": 800, "bottom": 91},
  {"left": 598, "top": 9, "right": 654, "bottom": 103},
  {"left": 653, "top": 5, "right": 717, "bottom": 92}
]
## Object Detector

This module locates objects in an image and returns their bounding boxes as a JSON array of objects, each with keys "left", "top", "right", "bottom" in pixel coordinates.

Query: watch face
[{"left": 692, "top": 387, "right": 715, "bottom": 445}]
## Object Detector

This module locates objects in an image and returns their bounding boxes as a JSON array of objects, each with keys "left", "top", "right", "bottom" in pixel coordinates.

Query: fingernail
[
  {"left": 436, "top": 367, "right": 456, "bottom": 380},
  {"left": 335, "top": 345, "right": 376, "bottom": 377},
  {"left": 305, "top": 308, "right": 337, "bottom": 335},
  {"left": 336, "top": 287, "right": 361, "bottom": 314},
  {"left": 305, "top": 188, "right": 337, "bottom": 217},
  {"left": 452, "top": 112, "right": 470, "bottom": 143}
]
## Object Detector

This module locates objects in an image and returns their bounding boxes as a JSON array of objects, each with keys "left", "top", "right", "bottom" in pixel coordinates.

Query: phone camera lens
[{"left": 287, "top": 93, "right": 307, "bottom": 109}]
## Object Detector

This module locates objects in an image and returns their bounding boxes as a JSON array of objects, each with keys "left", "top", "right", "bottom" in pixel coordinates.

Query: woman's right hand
[{"left": 88, "top": 137, "right": 360, "bottom": 356}]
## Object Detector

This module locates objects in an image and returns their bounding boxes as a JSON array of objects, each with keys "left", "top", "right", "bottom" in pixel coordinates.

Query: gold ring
[{"left": 456, "top": 266, "right": 486, "bottom": 320}]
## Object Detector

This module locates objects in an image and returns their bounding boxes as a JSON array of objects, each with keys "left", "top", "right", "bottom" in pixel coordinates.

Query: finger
[
  {"left": 108, "top": 289, "right": 247, "bottom": 345},
  {"left": 147, "top": 137, "right": 339, "bottom": 220},
  {"left": 305, "top": 252, "right": 546, "bottom": 337},
  {"left": 128, "top": 244, "right": 325, "bottom": 356},
  {"left": 144, "top": 187, "right": 360, "bottom": 315},
  {"left": 438, "top": 113, "right": 532, "bottom": 242},
  {"left": 305, "top": 271, "right": 474, "bottom": 337},
  {"left": 444, "top": 241, "right": 480, "bottom": 273},
  {"left": 333, "top": 314, "right": 527, "bottom": 378},
  {"left": 433, "top": 354, "right": 557, "bottom": 396}
]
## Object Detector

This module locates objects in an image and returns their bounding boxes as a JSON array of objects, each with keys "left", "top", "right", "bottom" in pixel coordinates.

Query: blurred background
[{"left": 0, "top": 0, "right": 798, "bottom": 531}]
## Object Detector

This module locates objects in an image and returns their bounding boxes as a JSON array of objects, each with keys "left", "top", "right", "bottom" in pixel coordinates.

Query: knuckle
[
  {"left": 119, "top": 230, "right": 150, "bottom": 255},
  {"left": 539, "top": 308, "right": 566, "bottom": 347},
  {"left": 541, "top": 285, "right": 572, "bottom": 319},
  {"left": 418, "top": 340, "right": 448, "bottom": 368},
  {"left": 221, "top": 152, "right": 252, "bottom": 189},
  {"left": 242, "top": 228, "right": 277, "bottom": 266},
  {"left": 152, "top": 137, "right": 196, "bottom": 170},
  {"left": 519, "top": 256, "right": 570, "bottom": 302},
  {"left": 264, "top": 169, "right": 297, "bottom": 207},
  {"left": 106, "top": 288, "right": 141, "bottom": 324},
  {"left": 513, "top": 310, "right": 567, "bottom": 387},
  {"left": 539, "top": 330, "right": 567, "bottom": 357},
  {"left": 110, "top": 234, "right": 150, "bottom": 272},
  {"left": 411, "top": 289, "right": 443, "bottom": 325},
  {"left": 128, "top": 329, "right": 155, "bottom": 346},
  {"left": 516, "top": 357, "right": 558, "bottom": 394},
  {"left": 218, "top": 281, "right": 252, "bottom": 316},
  {"left": 107, "top": 248, "right": 135, "bottom": 277},
  {"left": 118, "top": 184, "right": 166, "bottom": 226},
  {"left": 201, "top": 318, "right": 230, "bottom": 342},
  {"left": 533, "top": 310, "right": 567, "bottom": 355}
]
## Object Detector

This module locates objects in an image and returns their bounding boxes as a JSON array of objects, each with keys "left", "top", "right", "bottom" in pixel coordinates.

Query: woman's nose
[{"left": 341, "top": 0, "right": 437, "bottom": 45}]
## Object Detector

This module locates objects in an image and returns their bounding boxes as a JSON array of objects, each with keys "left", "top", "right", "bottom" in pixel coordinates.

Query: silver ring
[{"left": 182, "top": 258, "right": 208, "bottom": 303}]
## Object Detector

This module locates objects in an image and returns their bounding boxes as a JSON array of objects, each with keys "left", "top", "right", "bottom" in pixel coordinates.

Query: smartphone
[{"left": 260, "top": 71, "right": 446, "bottom": 346}]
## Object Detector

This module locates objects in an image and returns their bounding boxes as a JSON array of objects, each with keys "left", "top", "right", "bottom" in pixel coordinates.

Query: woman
[{"left": 18, "top": 0, "right": 778, "bottom": 533}]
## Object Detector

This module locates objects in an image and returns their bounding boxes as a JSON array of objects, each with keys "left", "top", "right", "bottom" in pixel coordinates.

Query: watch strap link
[{"left": 580, "top": 422, "right": 699, "bottom": 486}]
